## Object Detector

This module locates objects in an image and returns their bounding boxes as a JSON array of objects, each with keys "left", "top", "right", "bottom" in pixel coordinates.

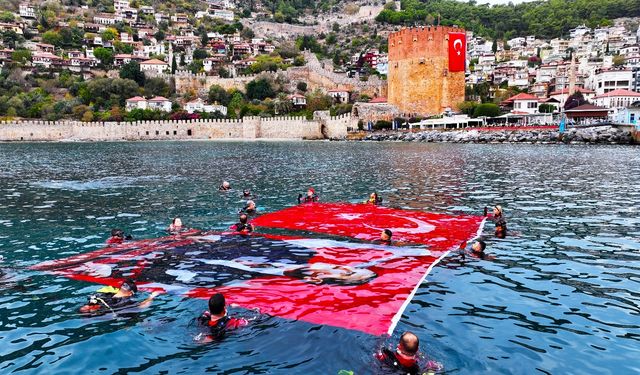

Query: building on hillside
[
  {"left": 32, "top": 52, "right": 62, "bottom": 68},
  {"left": 387, "top": 26, "right": 466, "bottom": 115},
  {"left": 633, "top": 67, "right": 640, "bottom": 92},
  {"left": 592, "top": 89, "right": 640, "bottom": 109},
  {"left": 502, "top": 93, "right": 540, "bottom": 114},
  {"left": 289, "top": 94, "right": 307, "bottom": 107},
  {"left": 328, "top": 89, "right": 350, "bottom": 104},
  {"left": 147, "top": 96, "right": 172, "bottom": 112},
  {"left": 611, "top": 101, "right": 640, "bottom": 125},
  {"left": 126, "top": 96, "right": 172, "bottom": 112},
  {"left": 564, "top": 104, "right": 610, "bottom": 125},
  {"left": 184, "top": 98, "right": 227, "bottom": 115},
  {"left": 19, "top": 3, "right": 37, "bottom": 19},
  {"left": 140, "top": 59, "right": 169, "bottom": 74},
  {"left": 93, "top": 14, "right": 117, "bottom": 25},
  {"left": 588, "top": 68, "right": 633, "bottom": 95},
  {"left": 125, "top": 96, "right": 147, "bottom": 111},
  {"left": 549, "top": 88, "right": 595, "bottom": 107}
]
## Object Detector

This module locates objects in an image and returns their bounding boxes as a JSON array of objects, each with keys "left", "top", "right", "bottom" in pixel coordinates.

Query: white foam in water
[
  {"left": 165, "top": 269, "right": 197, "bottom": 282},
  {"left": 29, "top": 176, "right": 173, "bottom": 191}
]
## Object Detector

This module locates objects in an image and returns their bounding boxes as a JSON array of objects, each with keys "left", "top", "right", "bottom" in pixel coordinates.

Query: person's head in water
[
  {"left": 471, "top": 240, "right": 486, "bottom": 254},
  {"left": 221, "top": 181, "right": 231, "bottom": 190},
  {"left": 172, "top": 217, "right": 182, "bottom": 228},
  {"left": 239, "top": 213, "right": 249, "bottom": 224},
  {"left": 398, "top": 331, "right": 419, "bottom": 357},
  {"left": 381, "top": 229, "right": 392, "bottom": 242},
  {"left": 111, "top": 228, "right": 124, "bottom": 239},
  {"left": 493, "top": 205, "right": 503, "bottom": 217},
  {"left": 246, "top": 200, "right": 256, "bottom": 210},
  {"left": 115, "top": 279, "right": 137, "bottom": 298},
  {"left": 243, "top": 189, "right": 251, "bottom": 197},
  {"left": 208, "top": 293, "right": 226, "bottom": 316},
  {"left": 307, "top": 188, "right": 315, "bottom": 197}
]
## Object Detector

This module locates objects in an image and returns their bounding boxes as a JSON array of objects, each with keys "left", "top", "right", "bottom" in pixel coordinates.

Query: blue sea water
[{"left": 0, "top": 141, "right": 638, "bottom": 374}]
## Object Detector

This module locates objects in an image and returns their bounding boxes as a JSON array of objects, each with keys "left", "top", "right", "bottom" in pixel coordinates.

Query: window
[
  {"left": 528, "top": 102, "right": 537, "bottom": 109},
  {"left": 187, "top": 129, "right": 192, "bottom": 136},
  {"left": 631, "top": 114, "right": 636, "bottom": 123},
  {"left": 155, "top": 130, "right": 159, "bottom": 135},
  {"left": 146, "top": 131, "right": 149, "bottom": 135}
]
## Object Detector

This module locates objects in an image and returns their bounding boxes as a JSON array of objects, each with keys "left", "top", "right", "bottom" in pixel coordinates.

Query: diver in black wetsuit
[
  {"left": 239, "top": 200, "right": 257, "bottom": 215},
  {"left": 79, "top": 279, "right": 158, "bottom": 315},
  {"left": 230, "top": 214, "right": 254, "bottom": 233},
  {"left": 298, "top": 188, "right": 319, "bottom": 204}
]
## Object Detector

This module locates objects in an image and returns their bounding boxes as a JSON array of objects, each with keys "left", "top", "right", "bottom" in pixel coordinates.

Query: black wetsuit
[
  {"left": 233, "top": 222, "right": 253, "bottom": 233},
  {"left": 379, "top": 348, "right": 421, "bottom": 375},
  {"left": 84, "top": 293, "right": 137, "bottom": 313},
  {"left": 494, "top": 215, "right": 507, "bottom": 238}
]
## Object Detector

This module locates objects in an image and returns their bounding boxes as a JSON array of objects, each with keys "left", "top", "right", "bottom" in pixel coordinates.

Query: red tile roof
[
  {"left": 369, "top": 97, "right": 388, "bottom": 103},
  {"left": 504, "top": 92, "right": 538, "bottom": 103},
  {"left": 593, "top": 89, "right": 640, "bottom": 99}
]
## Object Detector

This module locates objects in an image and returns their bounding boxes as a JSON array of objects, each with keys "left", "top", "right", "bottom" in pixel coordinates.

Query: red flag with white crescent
[{"left": 448, "top": 32, "right": 466, "bottom": 72}]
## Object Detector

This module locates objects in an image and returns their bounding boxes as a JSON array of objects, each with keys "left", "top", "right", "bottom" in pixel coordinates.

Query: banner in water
[
  {"left": 252, "top": 203, "right": 483, "bottom": 250},
  {"left": 32, "top": 205, "right": 484, "bottom": 335}
]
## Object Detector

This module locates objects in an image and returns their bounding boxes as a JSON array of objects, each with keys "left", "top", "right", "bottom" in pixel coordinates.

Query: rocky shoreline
[{"left": 360, "top": 126, "right": 637, "bottom": 145}]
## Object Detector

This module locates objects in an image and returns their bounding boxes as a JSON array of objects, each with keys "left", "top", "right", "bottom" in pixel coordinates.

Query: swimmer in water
[
  {"left": 379, "top": 229, "right": 393, "bottom": 245},
  {"left": 197, "top": 293, "right": 248, "bottom": 340},
  {"left": 79, "top": 279, "right": 159, "bottom": 315},
  {"left": 298, "top": 187, "right": 319, "bottom": 204},
  {"left": 106, "top": 228, "right": 131, "bottom": 245},
  {"left": 168, "top": 217, "right": 183, "bottom": 233},
  {"left": 230, "top": 213, "right": 254, "bottom": 233},
  {"left": 240, "top": 200, "right": 257, "bottom": 215},
  {"left": 365, "top": 192, "right": 383, "bottom": 205},
  {"left": 471, "top": 239, "right": 486, "bottom": 255},
  {"left": 219, "top": 181, "right": 231, "bottom": 191},
  {"left": 376, "top": 331, "right": 443, "bottom": 375},
  {"left": 242, "top": 189, "right": 253, "bottom": 199}
]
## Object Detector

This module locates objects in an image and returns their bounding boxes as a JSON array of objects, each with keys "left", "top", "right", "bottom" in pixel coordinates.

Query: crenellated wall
[
  {"left": 0, "top": 114, "right": 354, "bottom": 142},
  {"left": 387, "top": 26, "right": 466, "bottom": 116}
]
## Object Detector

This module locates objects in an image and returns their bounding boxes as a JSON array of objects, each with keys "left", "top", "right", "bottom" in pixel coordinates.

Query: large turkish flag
[{"left": 448, "top": 32, "right": 466, "bottom": 72}]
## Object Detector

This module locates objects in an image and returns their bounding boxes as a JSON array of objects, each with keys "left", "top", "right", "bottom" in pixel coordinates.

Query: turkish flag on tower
[{"left": 448, "top": 32, "right": 466, "bottom": 72}]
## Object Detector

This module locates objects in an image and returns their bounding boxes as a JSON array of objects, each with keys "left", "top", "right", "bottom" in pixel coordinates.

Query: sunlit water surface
[{"left": 0, "top": 141, "right": 638, "bottom": 374}]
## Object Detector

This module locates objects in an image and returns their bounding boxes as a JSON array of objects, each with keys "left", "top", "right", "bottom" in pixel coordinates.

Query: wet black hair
[
  {"left": 111, "top": 228, "right": 124, "bottom": 237},
  {"left": 208, "top": 293, "right": 226, "bottom": 315},
  {"left": 239, "top": 214, "right": 248, "bottom": 224},
  {"left": 400, "top": 331, "right": 419, "bottom": 355},
  {"left": 121, "top": 278, "right": 138, "bottom": 294},
  {"left": 383, "top": 229, "right": 393, "bottom": 238},
  {"left": 476, "top": 240, "right": 486, "bottom": 252}
]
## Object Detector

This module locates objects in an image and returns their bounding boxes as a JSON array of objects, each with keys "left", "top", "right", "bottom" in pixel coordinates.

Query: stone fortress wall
[
  {"left": 387, "top": 26, "right": 466, "bottom": 115},
  {"left": 161, "top": 52, "right": 386, "bottom": 98},
  {"left": 0, "top": 113, "right": 354, "bottom": 142}
]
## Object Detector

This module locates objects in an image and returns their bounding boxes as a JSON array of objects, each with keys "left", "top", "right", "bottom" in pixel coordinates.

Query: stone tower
[{"left": 387, "top": 26, "right": 466, "bottom": 116}]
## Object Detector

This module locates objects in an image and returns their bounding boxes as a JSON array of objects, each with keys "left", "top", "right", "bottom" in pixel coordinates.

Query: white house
[
  {"left": 211, "top": 9, "right": 234, "bottom": 21},
  {"left": 593, "top": 89, "right": 640, "bottom": 109},
  {"left": 504, "top": 93, "right": 540, "bottom": 114},
  {"left": 328, "top": 89, "right": 350, "bottom": 104},
  {"left": 147, "top": 96, "right": 172, "bottom": 112},
  {"left": 140, "top": 59, "right": 169, "bottom": 75},
  {"left": 184, "top": 98, "right": 227, "bottom": 115},
  {"left": 19, "top": 3, "right": 36, "bottom": 19},
  {"left": 125, "top": 96, "right": 148, "bottom": 111},
  {"left": 288, "top": 94, "right": 307, "bottom": 107},
  {"left": 588, "top": 69, "right": 633, "bottom": 95},
  {"left": 611, "top": 101, "right": 640, "bottom": 125},
  {"left": 32, "top": 52, "right": 62, "bottom": 68}
]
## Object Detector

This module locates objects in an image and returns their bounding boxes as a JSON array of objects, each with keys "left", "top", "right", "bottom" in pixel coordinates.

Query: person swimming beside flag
[
  {"left": 106, "top": 228, "right": 132, "bottom": 245},
  {"left": 230, "top": 213, "right": 254, "bottom": 233},
  {"left": 196, "top": 293, "right": 248, "bottom": 341},
  {"left": 298, "top": 188, "right": 319, "bottom": 204},
  {"left": 364, "top": 192, "right": 383, "bottom": 205},
  {"left": 376, "top": 331, "right": 443, "bottom": 375},
  {"left": 485, "top": 205, "right": 507, "bottom": 238},
  {"left": 79, "top": 279, "right": 159, "bottom": 315}
]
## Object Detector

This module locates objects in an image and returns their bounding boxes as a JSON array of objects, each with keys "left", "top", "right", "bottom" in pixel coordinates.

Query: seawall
[
  {"left": 0, "top": 114, "right": 354, "bottom": 142},
  {"left": 360, "top": 126, "right": 637, "bottom": 145}
]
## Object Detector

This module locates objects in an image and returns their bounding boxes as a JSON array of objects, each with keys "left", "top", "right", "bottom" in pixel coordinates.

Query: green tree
[
  {"left": 538, "top": 103, "right": 556, "bottom": 113},
  {"left": 101, "top": 28, "right": 118, "bottom": 42},
  {"left": 11, "top": 49, "right": 31, "bottom": 66},
  {"left": 193, "top": 49, "right": 209, "bottom": 60},
  {"left": 144, "top": 77, "right": 171, "bottom": 98},
  {"left": 42, "top": 30, "right": 62, "bottom": 47},
  {"left": 296, "top": 81, "right": 307, "bottom": 92},
  {"left": 208, "top": 85, "right": 231, "bottom": 106},
  {"left": 473, "top": 103, "right": 500, "bottom": 117},
  {"left": 612, "top": 54, "right": 626, "bottom": 67},
  {"left": 119, "top": 61, "right": 145, "bottom": 86},
  {"left": 246, "top": 78, "right": 275, "bottom": 101},
  {"left": 94, "top": 47, "right": 114, "bottom": 67},
  {"left": 458, "top": 101, "right": 478, "bottom": 116}
]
